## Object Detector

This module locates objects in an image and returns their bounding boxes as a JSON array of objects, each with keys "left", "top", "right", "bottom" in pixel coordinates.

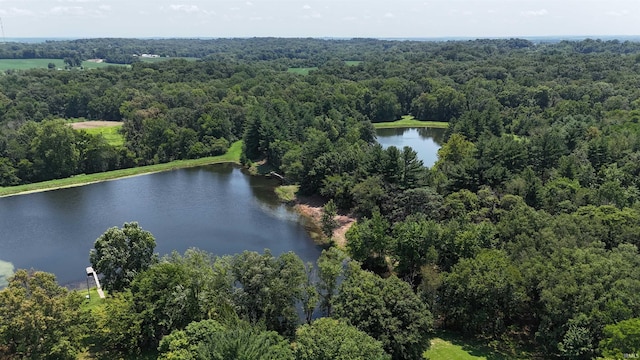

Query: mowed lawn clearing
[
  {"left": 424, "top": 332, "right": 532, "bottom": 360},
  {"left": 71, "top": 121, "right": 125, "bottom": 147},
  {"left": 374, "top": 115, "right": 449, "bottom": 129}
]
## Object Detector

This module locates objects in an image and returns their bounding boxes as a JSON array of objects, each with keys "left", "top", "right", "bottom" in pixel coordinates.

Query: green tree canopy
[
  {"left": 600, "top": 318, "right": 640, "bottom": 359},
  {"left": 89, "top": 222, "right": 157, "bottom": 292},
  {"left": 293, "top": 318, "right": 391, "bottom": 360},
  {"left": 0, "top": 270, "right": 84, "bottom": 360},
  {"left": 334, "top": 262, "right": 433, "bottom": 360}
]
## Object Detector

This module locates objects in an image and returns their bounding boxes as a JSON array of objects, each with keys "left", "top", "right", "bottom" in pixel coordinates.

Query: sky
[{"left": 0, "top": 0, "right": 638, "bottom": 39}]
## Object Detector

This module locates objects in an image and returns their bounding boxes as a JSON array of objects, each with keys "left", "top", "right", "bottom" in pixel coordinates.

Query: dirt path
[{"left": 294, "top": 196, "right": 356, "bottom": 248}]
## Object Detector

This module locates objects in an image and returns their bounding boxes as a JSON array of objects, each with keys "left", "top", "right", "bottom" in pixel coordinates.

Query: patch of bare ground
[
  {"left": 70, "top": 121, "right": 123, "bottom": 129},
  {"left": 294, "top": 195, "right": 356, "bottom": 248}
]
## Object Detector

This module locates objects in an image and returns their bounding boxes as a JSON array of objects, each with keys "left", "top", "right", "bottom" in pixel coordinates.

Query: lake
[
  {"left": 376, "top": 127, "right": 445, "bottom": 167},
  {"left": 0, "top": 127, "right": 444, "bottom": 288},
  {"left": 0, "top": 164, "right": 321, "bottom": 287}
]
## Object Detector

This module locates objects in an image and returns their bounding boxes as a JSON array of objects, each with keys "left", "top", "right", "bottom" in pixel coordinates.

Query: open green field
[
  {"left": 0, "top": 58, "right": 65, "bottom": 71},
  {"left": 287, "top": 67, "right": 318, "bottom": 75},
  {"left": 79, "top": 124, "right": 125, "bottom": 147},
  {"left": 374, "top": 115, "right": 449, "bottom": 129},
  {"left": 424, "top": 332, "right": 532, "bottom": 360},
  {"left": 0, "top": 58, "right": 128, "bottom": 71},
  {"left": 0, "top": 141, "right": 243, "bottom": 198}
]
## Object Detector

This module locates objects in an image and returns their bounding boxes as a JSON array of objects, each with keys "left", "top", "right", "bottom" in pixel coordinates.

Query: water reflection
[
  {"left": 0, "top": 165, "right": 321, "bottom": 287},
  {"left": 376, "top": 127, "right": 445, "bottom": 167},
  {"left": 0, "top": 260, "right": 14, "bottom": 288}
]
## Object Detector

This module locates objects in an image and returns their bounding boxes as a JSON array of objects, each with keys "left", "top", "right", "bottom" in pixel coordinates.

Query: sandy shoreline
[{"left": 293, "top": 195, "right": 356, "bottom": 248}]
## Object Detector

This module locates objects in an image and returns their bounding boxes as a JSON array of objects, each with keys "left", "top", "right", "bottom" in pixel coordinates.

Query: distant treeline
[{"left": 2, "top": 37, "right": 640, "bottom": 65}]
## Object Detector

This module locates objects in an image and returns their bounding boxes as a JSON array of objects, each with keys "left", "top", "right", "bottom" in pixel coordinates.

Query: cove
[
  {"left": 0, "top": 163, "right": 321, "bottom": 287},
  {"left": 376, "top": 127, "right": 445, "bottom": 167}
]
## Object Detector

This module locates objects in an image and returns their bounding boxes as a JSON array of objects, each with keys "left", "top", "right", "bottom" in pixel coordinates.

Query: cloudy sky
[{"left": 0, "top": 0, "right": 638, "bottom": 39}]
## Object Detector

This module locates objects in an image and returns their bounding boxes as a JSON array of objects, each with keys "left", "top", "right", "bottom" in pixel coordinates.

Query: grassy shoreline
[
  {"left": 374, "top": 115, "right": 449, "bottom": 129},
  {"left": 0, "top": 141, "right": 242, "bottom": 198}
]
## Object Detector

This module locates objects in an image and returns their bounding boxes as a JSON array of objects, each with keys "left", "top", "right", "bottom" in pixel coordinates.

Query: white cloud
[
  {"left": 98, "top": 5, "right": 111, "bottom": 11},
  {"left": 384, "top": 12, "right": 394, "bottom": 18},
  {"left": 246, "top": 1, "right": 253, "bottom": 6},
  {"left": 50, "top": 6, "right": 87, "bottom": 16},
  {"left": 311, "top": 12, "right": 321, "bottom": 19},
  {"left": 168, "top": 4, "right": 200, "bottom": 13},
  {"left": 605, "top": 10, "right": 629, "bottom": 16},
  {"left": 521, "top": 9, "right": 548, "bottom": 17},
  {"left": 302, "top": 4, "right": 311, "bottom": 10},
  {"left": 0, "top": 7, "right": 35, "bottom": 17}
]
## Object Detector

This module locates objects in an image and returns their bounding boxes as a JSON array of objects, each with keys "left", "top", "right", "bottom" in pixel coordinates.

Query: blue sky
[{"left": 0, "top": 0, "right": 638, "bottom": 38}]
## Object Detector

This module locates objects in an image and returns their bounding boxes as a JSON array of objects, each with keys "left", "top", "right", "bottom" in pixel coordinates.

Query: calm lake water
[
  {"left": 376, "top": 127, "right": 445, "bottom": 167},
  {"left": 0, "top": 127, "right": 444, "bottom": 287},
  {"left": 0, "top": 164, "right": 321, "bottom": 287}
]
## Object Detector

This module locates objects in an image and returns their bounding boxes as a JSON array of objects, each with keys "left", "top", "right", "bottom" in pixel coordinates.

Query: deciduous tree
[{"left": 89, "top": 222, "right": 157, "bottom": 292}]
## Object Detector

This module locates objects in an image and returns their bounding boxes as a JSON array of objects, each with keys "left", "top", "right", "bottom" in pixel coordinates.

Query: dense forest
[{"left": 2, "top": 37, "right": 640, "bottom": 359}]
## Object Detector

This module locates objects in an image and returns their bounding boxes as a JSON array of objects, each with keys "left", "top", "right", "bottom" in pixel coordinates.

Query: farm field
[
  {"left": 0, "top": 58, "right": 65, "bottom": 70},
  {"left": 0, "top": 58, "right": 129, "bottom": 70},
  {"left": 0, "top": 57, "right": 197, "bottom": 71}
]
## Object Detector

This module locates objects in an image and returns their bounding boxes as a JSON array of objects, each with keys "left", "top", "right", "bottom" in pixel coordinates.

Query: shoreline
[
  {"left": 293, "top": 195, "right": 356, "bottom": 249},
  {"left": 0, "top": 162, "right": 237, "bottom": 198},
  {"left": 0, "top": 141, "right": 242, "bottom": 198},
  {"left": 373, "top": 116, "right": 449, "bottom": 129}
]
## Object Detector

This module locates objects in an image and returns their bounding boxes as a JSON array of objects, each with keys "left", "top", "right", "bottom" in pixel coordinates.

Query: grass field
[
  {"left": 0, "top": 141, "right": 243, "bottom": 197},
  {"left": 79, "top": 287, "right": 108, "bottom": 312},
  {"left": 424, "top": 332, "right": 532, "bottom": 360},
  {"left": 374, "top": 115, "right": 449, "bottom": 129},
  {"left": 80, "top": 124, "right": 125, "bottom": 147},
  {"left": 0, "top": 58, "right": 65, "bottom": 71},
  {"left": 0, "top": 58, "right": 128, "bottom": 71}
]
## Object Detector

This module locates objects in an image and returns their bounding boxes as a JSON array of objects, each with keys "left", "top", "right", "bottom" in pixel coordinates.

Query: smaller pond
[{"left": 375, "top": 127, "right": 446, "bottom": 167}]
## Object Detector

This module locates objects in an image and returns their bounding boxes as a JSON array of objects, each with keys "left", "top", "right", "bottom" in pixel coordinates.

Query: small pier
[{"left": 86, "top": 266, "right": 105, "bottom": 299}]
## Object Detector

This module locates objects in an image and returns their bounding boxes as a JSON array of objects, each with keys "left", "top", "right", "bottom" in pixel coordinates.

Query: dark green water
[{"left": 0, "top": 164, "right": 321, "bottom": 286}]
